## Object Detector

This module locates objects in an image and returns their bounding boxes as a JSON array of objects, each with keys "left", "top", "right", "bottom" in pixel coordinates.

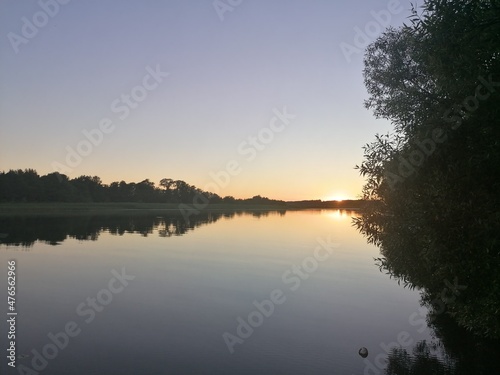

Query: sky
[{"left": 0, "top": 0, "right": 415, "bottom": 201}]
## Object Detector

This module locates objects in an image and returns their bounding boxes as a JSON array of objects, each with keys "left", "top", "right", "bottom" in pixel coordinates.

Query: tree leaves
[{"left": 356, "top": 0, "right": 500, "bottom": 338}]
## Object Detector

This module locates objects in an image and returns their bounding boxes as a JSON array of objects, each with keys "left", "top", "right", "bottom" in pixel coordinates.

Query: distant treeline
[
  {"left": 0, "top": 169, "right": 362, "bottom": 208},
  {"left": 0, "top": 169, "right": 279, "bottom": 204}
]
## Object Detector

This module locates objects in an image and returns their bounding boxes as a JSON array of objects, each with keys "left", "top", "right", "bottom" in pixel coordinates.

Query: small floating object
[{"left": 358, "top": 347, "right": 368, "bottom": 358}]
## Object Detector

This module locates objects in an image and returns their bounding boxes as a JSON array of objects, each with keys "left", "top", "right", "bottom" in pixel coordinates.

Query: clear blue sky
[{"left": 0, "top": 0, "right": 415, "bottom": 200}]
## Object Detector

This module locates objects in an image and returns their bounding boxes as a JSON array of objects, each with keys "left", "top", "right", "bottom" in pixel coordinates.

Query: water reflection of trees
[
  {"left": 384, "top": 313, "right": 500, "bottom": 375},
  {"left": 385, "top": 341, "right": 456, "bottom": 375},
  {"left": 356, "top": 197, "right": 500, "bottom": 341},
  {"left": 0, "top": 210, "right": 286, "bottom": 248},
  {"left": 356, "top": 204, "right": 500, "bottom": 374}
]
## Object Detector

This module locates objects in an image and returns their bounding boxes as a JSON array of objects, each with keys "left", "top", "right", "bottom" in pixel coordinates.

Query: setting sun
[{"left": 324, "top": 193, "right": 349, "bottom": 201}]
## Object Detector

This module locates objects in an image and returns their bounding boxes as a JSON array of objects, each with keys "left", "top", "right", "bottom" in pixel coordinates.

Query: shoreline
[{"left": 0, "top": 202, "right": 361, "bottom": 217}]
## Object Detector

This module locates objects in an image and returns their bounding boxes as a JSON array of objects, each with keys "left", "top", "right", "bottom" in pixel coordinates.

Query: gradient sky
[{"left": 0, "top": 0, "right": 415, "bottom": 201}]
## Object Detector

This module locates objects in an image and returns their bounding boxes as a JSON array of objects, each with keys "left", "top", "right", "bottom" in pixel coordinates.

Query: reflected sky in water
[{"left": 1, "top": 210, "right": 433, "bottom": 374}]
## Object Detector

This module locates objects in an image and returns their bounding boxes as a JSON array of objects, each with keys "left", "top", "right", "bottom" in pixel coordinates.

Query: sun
[{"left": 324, "top": 194, "right": 347, "bottom": 202}]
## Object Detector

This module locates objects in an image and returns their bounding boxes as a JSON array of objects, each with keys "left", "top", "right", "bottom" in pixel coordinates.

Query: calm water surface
[{"left": 1, "top": 210, "right": 433, "bottom": 374}]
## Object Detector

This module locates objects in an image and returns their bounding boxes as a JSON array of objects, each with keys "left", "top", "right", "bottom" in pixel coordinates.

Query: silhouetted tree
[
  {"left": 71, "top": 176, "right": 106, "bottom": 202},
  {"left": 355, "top": 0, "right": 500, "bottom": 338},
  {"left": 0, "top": 170, "right": 254, "bottom": 205}
]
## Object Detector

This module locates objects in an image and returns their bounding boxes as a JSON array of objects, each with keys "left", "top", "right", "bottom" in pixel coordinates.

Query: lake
[{"left": 0, "top": 209, "right": 453, "bottom": 374}]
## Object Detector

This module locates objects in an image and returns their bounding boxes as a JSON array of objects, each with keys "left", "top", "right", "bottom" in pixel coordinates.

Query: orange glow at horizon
[{"left": 323, "top": 192, "right": 354, "bottom": 202}]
